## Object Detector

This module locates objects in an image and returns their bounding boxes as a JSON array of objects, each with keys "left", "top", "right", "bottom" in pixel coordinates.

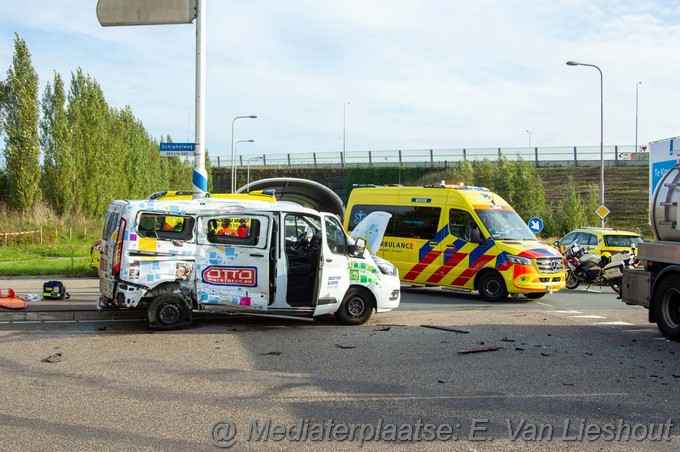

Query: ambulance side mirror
[{"left": 351, "top": 238, "right": 366, "bottom": 257}]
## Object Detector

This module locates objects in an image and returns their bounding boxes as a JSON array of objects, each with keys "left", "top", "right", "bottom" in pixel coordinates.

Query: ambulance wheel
[
  {"left": 478, "top": 272, "right": 508, "bottom": 302},
  {"left": 524, "top": 292, "right": 546, "bottom": 299},
  {"left": 653, "top": 275, "right": 680, "bottom": 342},
  {"left": 336, "top": 287, "right": 374, "bottom": 325},
  {"left": 148, "top": 294, "right": 192, "bottom": 331}
]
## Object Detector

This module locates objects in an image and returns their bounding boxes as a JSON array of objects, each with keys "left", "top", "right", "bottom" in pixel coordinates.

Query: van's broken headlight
[
  {"left": 374, "top": 257, "right": 398, "bottom": 276},
  {"left": 507, "top": 255, "right": 533, "bottom": 266}
]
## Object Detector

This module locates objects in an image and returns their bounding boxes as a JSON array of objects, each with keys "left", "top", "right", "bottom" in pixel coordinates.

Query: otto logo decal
[{"left": 202, "top": 266, "right": 257, "bottom": 286}]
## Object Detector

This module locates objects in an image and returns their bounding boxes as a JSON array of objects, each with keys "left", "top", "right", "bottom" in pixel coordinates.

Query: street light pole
[
  {"left": 247, "top": 156, "right": 263, "bottom": 188},
  {"left": 526, "top": 130, "right": 532, "bottom": 152},
  {"left": 234, "top": 139, "right": 254, "bottom": 192},
  {"left": 231, "top": 115, "right": 257, "bottom": 193},
  {"left": 636, "top": 81, "right": 642, "bottom": 154},
  {"left": 343, "top": 102, "right": 350, "bottom": 167},
  {"left": 566, "top": 60, "right": 604, "bottom": 227}
]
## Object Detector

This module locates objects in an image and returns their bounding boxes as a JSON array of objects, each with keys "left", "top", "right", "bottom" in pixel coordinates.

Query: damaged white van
[{"left": 97, "top": 197, "right": 400, "bottom": 329}]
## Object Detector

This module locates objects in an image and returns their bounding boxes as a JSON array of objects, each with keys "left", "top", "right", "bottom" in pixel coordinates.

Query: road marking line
[
  {"left": 622, "top": 328, "right": 660, "bottom": 333},
  {"left": 269, "top": 392, "right": 628, "bottom": 402},
  {"left": 569, "top": 315, "right": 606, "bottom": 319},
  {"left": 596, "top": 321, "right": 634, "bottom": 326},
  {"left": 535, "top": 302, "right": 555, "bottom": 308},
  {"left": 555, "top": 310, "right": 582, "bottom": 314}
]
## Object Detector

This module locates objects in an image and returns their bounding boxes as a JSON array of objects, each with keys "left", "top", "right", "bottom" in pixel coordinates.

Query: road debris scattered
[
  {"left": 259, "top": 351, "right": 282, "bottom": 356},
  {"left": 438, "top": 377, "right": 456, "bottom": 384},
  {"left": 421, "top": 325, "right": 470, "bottom": 334},
  {"left": 42, "top": 352, "right": 63, "bottom": 363},
  {"left": 457, "top": 346, "right": 500, "bottom": 354},
  {"left": 335, "top": 344, "right": 357, "bottom": 349}
]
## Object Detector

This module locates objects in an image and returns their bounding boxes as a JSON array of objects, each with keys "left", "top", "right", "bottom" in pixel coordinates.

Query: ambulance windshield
[{"left": 475, "top": 209, "right": 536, "bottom": 241}]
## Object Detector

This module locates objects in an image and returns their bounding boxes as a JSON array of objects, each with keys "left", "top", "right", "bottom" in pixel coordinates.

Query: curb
[{"left": 0, "top": 310, "right": 146, "bottom": 322}]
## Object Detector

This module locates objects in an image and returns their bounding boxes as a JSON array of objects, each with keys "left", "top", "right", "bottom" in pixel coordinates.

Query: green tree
[
  {"left": 509, "top": 156, "right": 545, "bottom": 221},
  {"left": 493, "top": 154, "right": 514, "bottom": 201},
  {"left": 554, "top": 176, "right": 588, "bottom": 235},
  {"left": 451, "top": 159, "right": 474, "bottom": 185},
  {"left": 473, "top": 158, "right": 495, "bottom": 190},
  {"left": 40, "top": 72, "right": 74, "bottom": 215},
  {"left": 67, "top": 68, "right": 113, "bottom": 216},
  {"left": 2, "top": 34, "right": 41, "bottom": 211}
]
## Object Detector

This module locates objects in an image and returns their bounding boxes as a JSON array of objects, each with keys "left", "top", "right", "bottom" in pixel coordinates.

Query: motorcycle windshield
[{"left": 475, "top": 209, "right": 536, "bottom": 241}]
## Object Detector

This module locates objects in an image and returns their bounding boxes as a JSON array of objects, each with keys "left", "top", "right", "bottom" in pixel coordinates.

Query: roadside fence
[{"left": 212, "top": 145, "right": 650, "bottom": 169}]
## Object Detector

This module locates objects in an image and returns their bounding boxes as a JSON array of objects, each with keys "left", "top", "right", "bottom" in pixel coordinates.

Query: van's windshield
[{"left": 475, "top": 209, "right": 536, "bottom": 241}]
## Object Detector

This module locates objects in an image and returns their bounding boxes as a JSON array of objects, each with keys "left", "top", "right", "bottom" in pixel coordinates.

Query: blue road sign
[
  {"left": 160, "top": 142, "right": 195, "bottom": 151},
  {"left": 528, "top": 217, "right": 544, "bottom": 233}
]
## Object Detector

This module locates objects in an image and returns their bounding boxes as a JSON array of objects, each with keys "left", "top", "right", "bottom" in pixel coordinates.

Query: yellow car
[{"left": 555, "top": 227, "right": 644, "bottom": 257}]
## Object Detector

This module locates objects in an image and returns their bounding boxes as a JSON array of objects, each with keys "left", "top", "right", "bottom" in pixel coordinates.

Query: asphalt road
[{"left": 0, "top": 279, "right": 678, "bottom": 451}]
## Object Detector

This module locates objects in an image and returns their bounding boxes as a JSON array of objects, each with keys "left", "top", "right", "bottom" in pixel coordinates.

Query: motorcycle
[{"left": 563, "top": 242, "right": 636, "bottom": 293}]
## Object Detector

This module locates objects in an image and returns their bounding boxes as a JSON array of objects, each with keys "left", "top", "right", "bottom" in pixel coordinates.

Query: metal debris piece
[
  {"left": 438, "top": 377, "right": 456, "bottom": 384},
  {"left": 500, "top": 337, "right": 515, "bottom": 342},
  {"left": 259, "top": 351, "right": 282, "bottom": 356},
  {"left": 421, "top": 325, "right": 470, "bottom": 334},
  {"left": 375, "top": 326, "right": 391, "bottom": 332},
  {"left": 457, "top": 346, "right": 500, "bottom": 354},
  {"left": 335, "top": 344, "right": 357, "bottom": 349},
  {"left": 42, "top": 352, "right": 63, "bottom": 363}
]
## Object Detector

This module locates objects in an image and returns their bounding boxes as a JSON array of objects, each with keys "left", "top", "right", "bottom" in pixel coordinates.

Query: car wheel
[
  {"left": 478, "top": 272, "right": 508, "bottom": 302},
  {"left": 335, "top": 287, "right": 374, "bottom": 325},
  {"left": 653, "top": 275, "right": 680, "bottom": 342},
  {"left": 148, "top": 294, "right": 192, "bottom": 331},
  {"left": 565, "top": 270, "right": 580, "bottom": 289}
]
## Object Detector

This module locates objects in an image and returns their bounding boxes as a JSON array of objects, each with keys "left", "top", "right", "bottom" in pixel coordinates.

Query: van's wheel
[
  {"left": 478, "top": 272, "right": 508, "bottom": 302},
  {"left": 335, "top": 287, "right": 374, "bottom": 325},
  {"left": 653, "top": 275, "right": 680, "bottom": 342},
  {"left": 565, "top": 270, "right": 580, "bottom": 289},
  {"left": 148, "top": 294, "right": 192, "bottom": 331},
  {"left": 525, "top": 292, "right": 546, "bottom": 300}
]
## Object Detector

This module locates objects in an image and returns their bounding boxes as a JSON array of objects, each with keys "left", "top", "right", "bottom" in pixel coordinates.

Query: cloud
[{"left": 1, "top": 0, "right": 680, "bottom": 157}]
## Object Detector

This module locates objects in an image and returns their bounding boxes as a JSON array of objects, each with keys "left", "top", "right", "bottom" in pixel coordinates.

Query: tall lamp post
[
  {"left": 566, "top": 60, "right": 605, "bottom": 227},
  {"left": 636, "top": 81, "right": 642, "bottom": 154},
  {"left": 526, "top": 130, "right": 532, "bottom": 152},
  {"left": 233, "top": 139, "right": 254, "bottom": 192},
  {"left": 247, "top": 156, "right": 263, "bottom": 188},
  {"left": 231, "top": 115, "right": 257, "bottom": 193},
  {"left": 343, "top": 102, "right": 350, "bottom": 167}
]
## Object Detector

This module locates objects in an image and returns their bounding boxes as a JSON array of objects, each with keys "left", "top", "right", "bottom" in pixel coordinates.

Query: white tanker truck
[{"left": 622, "top": 163, "right": 680, "bottom": 341}]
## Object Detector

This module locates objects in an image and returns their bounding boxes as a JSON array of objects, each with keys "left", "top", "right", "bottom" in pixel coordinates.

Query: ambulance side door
[
  {"left": 314, "top": 214, "right": 351, "bottom": 316},
  {"left": 195, "top": 214, "right": 271, "bottom": 310},
  {"left": 435, "top": 207, "right": 488, "bottom": 288}
]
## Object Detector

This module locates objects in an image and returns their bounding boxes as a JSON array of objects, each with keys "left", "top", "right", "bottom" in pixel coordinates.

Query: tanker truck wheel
[
  {"left": 653, "top": 275, "right": 680, "bottom": 342},
  {"left": 565, "top": 270, "right": 580, "bottom": 289}
]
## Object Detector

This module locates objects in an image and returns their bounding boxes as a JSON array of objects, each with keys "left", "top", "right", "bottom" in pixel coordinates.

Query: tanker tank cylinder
[{"left": 651, "top": 164, "right": 680, "bottom": 242}]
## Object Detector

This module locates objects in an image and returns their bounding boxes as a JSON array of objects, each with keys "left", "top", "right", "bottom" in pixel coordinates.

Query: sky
[{"left": 1, "top": 0, "right": 680, "bottom": 161}]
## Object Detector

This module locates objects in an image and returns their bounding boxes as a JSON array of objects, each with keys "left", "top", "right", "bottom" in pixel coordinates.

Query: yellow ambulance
[{"left": 344, "top": 183, "right": 566, "bottom": 301}]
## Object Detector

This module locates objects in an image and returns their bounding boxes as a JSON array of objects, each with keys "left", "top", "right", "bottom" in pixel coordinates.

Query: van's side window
[
  {"left": 207, "top": 217, "right": 260, "bottom": 246},
  {"left": 449, "top": 209, "right": 479, "bottom": 242},
  {"left": 325, "top": 216, "right": 347, "bottom": 255},
  {"left": 137, "top": 213, "right": 194, "bottom": 241}
]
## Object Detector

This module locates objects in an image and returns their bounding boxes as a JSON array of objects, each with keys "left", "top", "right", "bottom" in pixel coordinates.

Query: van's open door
[
  {"left": 195, "top": 214, "right": 271, "bottom": 311},
  {"left": 314, "top": 214, "right": 351, "bottom": 316}
]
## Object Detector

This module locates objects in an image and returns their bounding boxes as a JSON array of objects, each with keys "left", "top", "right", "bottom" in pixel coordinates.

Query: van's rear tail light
[{"left": 112, "top": 218, "right": 127, "bottom": 276}]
